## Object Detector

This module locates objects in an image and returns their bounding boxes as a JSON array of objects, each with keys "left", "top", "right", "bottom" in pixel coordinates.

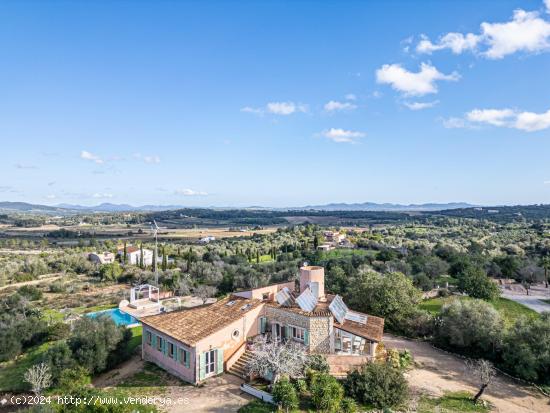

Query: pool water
[{"left": 86, "top": 308, "right": 139, "bottom": 326}]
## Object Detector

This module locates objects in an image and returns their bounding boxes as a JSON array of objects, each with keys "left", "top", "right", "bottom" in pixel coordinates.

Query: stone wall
[{"left": 265, "top": 306, "right": 333, "bottom": 354}]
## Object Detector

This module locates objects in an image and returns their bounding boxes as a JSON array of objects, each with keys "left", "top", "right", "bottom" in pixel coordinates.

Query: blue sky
[{"left": 1, "top": 0, "right": 550, "bottom": 207}]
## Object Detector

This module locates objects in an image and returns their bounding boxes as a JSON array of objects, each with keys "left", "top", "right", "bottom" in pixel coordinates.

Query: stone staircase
[{"left": 227, "top": 350, "right": 253, "bottom": 379}]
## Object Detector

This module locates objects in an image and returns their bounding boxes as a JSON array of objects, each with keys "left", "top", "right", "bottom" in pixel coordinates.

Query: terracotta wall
[{"left": 141, "top": 325, "right": 197, "bottom": 383}]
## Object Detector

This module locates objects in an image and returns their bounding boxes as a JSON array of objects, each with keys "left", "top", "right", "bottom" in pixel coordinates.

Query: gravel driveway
[{"left": 384, "top": 334, "right": 549, "bottom": 413}]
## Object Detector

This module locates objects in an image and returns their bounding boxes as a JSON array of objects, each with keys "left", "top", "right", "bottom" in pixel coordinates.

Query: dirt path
[
  {"left": 384, "top": 334, "right": 549, "bottom": 413},
  {"left": 93, "top": 353, "right": 145, "bottom": 388},
  {"left": 0, "top": 274, "right": 62, "bottom": 291},
  {"left": 93, "top": 354, "right": 252, "bottom": 413}
]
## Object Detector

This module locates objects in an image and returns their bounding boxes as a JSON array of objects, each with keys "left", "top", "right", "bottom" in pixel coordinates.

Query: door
[{"left": 205, "top": 349, "right": 216, "bottom": 376}]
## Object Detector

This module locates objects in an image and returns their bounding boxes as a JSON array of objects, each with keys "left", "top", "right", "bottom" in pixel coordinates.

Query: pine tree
[
  {"left": 152, "top": 246, "right": 157, "bottom": 272},
  {"left": 256, "top": 250, "right": 260, "bottom": 264},
  {"left": 139, "top": 243, "right": 144, "bottom": 269},
  {"left": 123, "top": 241, "right": 128, "bottom": 264}
]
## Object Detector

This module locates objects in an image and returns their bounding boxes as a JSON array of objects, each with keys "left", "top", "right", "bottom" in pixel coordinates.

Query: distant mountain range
[
  {"left": 297, "top": 202, "right": 477, "bottom": 212},
  {"left": 0, "top": 201, "right": 477, "bottom": 215}
]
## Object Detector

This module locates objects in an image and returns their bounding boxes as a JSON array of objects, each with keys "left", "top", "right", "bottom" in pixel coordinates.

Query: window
[
  {"left": 146, "top": 331, "right": 152, "bottom": 346},
  {"left": 205, "top": 349, "right": 216, "bottom": 375},
  {"left": 262, "top": 292, "right": 270, "bottom": 300},
  {"left": 291, "top": 326, "right": 305, "bottom": 342},
  {"left": 156, "top": 336, "right": 163, "bottom": 351},
  {"left": 179, "top": 348, "right": 189, "bottom": 366},
  {"left": 232, "top": 329, "right": 240, "bottom": 340},
  {"left": 168, "top": 342, "right": 175, "bottom": 359}
]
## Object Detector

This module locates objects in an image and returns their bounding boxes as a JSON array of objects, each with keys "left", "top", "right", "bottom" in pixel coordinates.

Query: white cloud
[
  {"left": 416, "top": 8, "right": 550, "bottom": 59},
  {"left": 403, "top": 100, "right": 439, "bottom": 110},
  {"left": 323, "top": 100, "right": 357, "bottom": 112},
  {"left": 321, "top": 128, "right": 365, "bottom": 144},
  {"left": 544, "top": 180, "right": 550, "bottom": 184},
  {"left": 417, "top": 32, "right": 481, "bottom": 54},
  {"left": 45, "top": 194, "right": 56, "bottom": 199},
  {"left": 133, "top": 153, "right": 161, "bottom": 164},
  {"left": 80, "top": 150, "right": 104, "bottom": 164},
  {"left": 442, "top": 117, "right": 468, "bottom": 129},
  {"left": 241, "top": 101, "right": 307, "bottom": 116},
  {"left": 514, "top": 109, "right": 550, "bottom": 131},
  {"left": 467, "top": 108, "right": 515, "bottom": 126},
  {"left": 175, "top": 188, "right": 208, "bottom": 196},
  {"left": 448, "top": 107, "right": 550, "bottom": 132},
  {"left": 266, "top": 102, "right": 307, "bottom": 115},
  {"left": 92, "top": 193, "right": 114, "bottom": 198},
  {"left": 546, "top": 0, "right": 550, "bottom": 13},
  {"left": 376, "top": 63, "right": 459, "bottom": 97},
  {"left": 345, "top": 94, "right": 357, "bottom": 101}
]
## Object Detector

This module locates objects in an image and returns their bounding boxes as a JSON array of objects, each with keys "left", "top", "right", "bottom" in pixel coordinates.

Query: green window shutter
[
  {"left": 286, "top": 326, "right": 291, "bottom": 339},
  {"left": 162, "top": 339, "right": 167, "bottom": 356},
  {"left": 185, "top": 350, "right": 190, "bottom": 368},
  {"left": 199, "top": 353, "right": 206, "bottom": 380},
  {"left": 216, "top": 349, "right": 224, "bottom": 374},
  {"left": 259, "top": 317, "right": 266, "bottom": 334},
  {"left": 304, "top": 330, "right": 310, "bottom": 346},
  {"left": 175, "top": 347, "right": 180, "bottom": 362}
]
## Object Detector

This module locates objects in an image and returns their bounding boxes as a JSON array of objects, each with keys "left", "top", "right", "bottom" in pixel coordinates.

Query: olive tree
[{"left": 246, "top": 335, "right": 308, "bottom": 384}]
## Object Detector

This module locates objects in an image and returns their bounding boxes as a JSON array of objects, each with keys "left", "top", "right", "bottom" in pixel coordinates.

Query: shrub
[
  {"left": 293, "top": 378, "right": 307, "bottom": 395},
  {"left": 307, "top": 354, "right": 330, "bottom": 374},
  {"left": 434, "top": 298, "right": 503, "bottom": 358},
  {"left": 46, "top": 323, "right": 71, "bottom": 341},
  {"left": 49, "top": 281, "right": 66, "bottom": 293},
  {"left": 310, "top": 373, "right": 344, "bottom": 413},
  {"left": 272, "top": 377, "right": 299, "bottom": 413},
  {"left": 18, "top": 285, "right": 43, "bottom": 301},
  {"left": 58, "top": 366, "right": 91, "bottom": 393},
  {"left": 501, "top": 313, "right": 550, "bottom": 383},
  {"left": 340, "top": 397, "right": 358, "bottom": 413},
  {"left": 344, "top": 362, "right": 408, "bottom": 409},
  {"left": 0, "top": 328, "right": 22, "bottom": 362},
  {"left": 41, "top": 342, "right": 76, "bottom": 384}
]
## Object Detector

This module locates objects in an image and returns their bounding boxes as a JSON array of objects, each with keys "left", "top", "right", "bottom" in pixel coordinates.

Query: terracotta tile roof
[{"left": 140, "top": 296, "right": 263, "bottom": 346}]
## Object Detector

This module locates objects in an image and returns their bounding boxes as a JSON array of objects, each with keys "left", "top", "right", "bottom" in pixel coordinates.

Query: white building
[
  {"left": 88, "top": 252, "right": 116, "bottom": 264},
  {"left": 118, "top": 246, "right": 154, "bottom": 266}
]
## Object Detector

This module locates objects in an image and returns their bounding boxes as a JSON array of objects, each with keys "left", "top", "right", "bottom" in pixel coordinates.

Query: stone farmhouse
[{"left": 140, "top": 265, "right": 384, "bottom": 384}]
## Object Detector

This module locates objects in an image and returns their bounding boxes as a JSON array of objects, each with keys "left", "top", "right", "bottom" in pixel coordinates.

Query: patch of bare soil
[{"left": 384, "top": 334, "right": 550, "bottom": 413}]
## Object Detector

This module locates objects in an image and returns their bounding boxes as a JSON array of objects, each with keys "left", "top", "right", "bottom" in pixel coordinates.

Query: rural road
[
  {"left": 0, "top": 274, "right": 62, "bottom": 291},
  {"left": 384, "top": 334, "right": 550, "bottom": 413}
]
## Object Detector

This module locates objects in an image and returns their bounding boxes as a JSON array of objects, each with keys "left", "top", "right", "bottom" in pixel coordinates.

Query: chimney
[{"left": 299, "top": 265, "right": 325, "bottom": 301}]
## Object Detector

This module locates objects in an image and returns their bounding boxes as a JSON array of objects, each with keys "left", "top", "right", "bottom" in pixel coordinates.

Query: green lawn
[
  {"left": 419, "top": 297, "right": 446, "bottom": 315},
  {"left": 249, "top": 254, "right": 275, "bottom": 264},
  {"left": 540, "top": 298, "right": 550, "bottom": 305},
  {"left": 419, "top": 296, "right": 538, "bottom": 326},
  {"left": 127, "top": 325, "right": 143, "bottom": 353},
  {"left": 0, "top": 341, "right": 57, "bottom": 392},
  {"left": 238, "top": 400, "right": 275, "bottom": 413},
  {"left": 488, "top": 297, "right": 538, "bottom": 326},
  {"left": 417, "top": 391, "right": 490, "bottom": 413}
]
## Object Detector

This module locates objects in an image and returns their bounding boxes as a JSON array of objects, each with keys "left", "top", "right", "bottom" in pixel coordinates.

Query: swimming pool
[{"left": 86, "top": 308, "right": 139, "bottom": 327}]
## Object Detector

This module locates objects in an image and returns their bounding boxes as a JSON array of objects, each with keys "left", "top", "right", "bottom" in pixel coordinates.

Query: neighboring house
[
  {"left": 199, "top": 236, "right": 216, "bottom": 244},
  {"left": 88, "top": 252, "right": 115, "bottom": 264},
  {"left": 117, "top": 246, "right": 154, "bottom": 266},
  {"left": 323, "top": 231, "right": 346, "bottom": 244},
  {"left": 141, "top": 265, "right": 384, "bottom": 384},
  {"left": 317, "top": 243, "right": 335, "bottom": 251}
]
